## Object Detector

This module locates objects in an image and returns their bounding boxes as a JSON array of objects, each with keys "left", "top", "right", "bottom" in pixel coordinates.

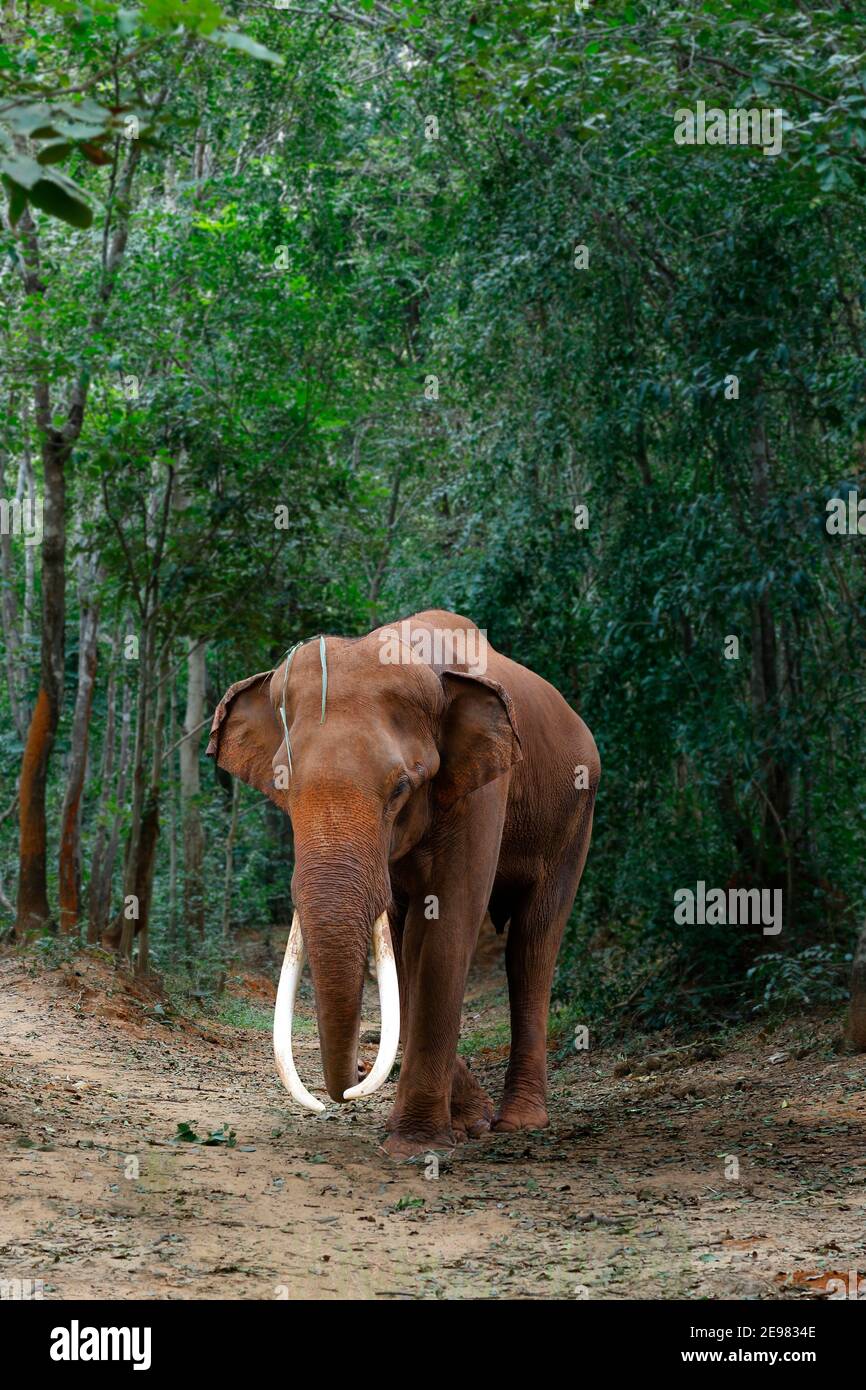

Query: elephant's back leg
[{"left": 493, "top": 802, "right": 596, "bottom": 1132}]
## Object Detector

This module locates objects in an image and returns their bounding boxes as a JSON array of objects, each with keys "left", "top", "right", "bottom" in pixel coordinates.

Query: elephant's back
[{"left": 488, "top": 648, "right": 599, "bottom": 853}]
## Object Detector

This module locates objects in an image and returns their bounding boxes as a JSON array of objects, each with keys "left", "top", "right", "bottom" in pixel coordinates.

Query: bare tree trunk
[
  {"left": 181, "top": 638, "right": 207, "bottom": 937},
  {"left": 92, "top": 660, "right": 132, "bottom": 942},
  {"left": 0, "top": 403, "right": 29, "bottom": 741},
  {"left": 117, "top": 618, "right": 156, "bottom": 960},
  {"left": 16, "top": 438, "right": 66, "bottom": 934},
  {"left": 58, "top": 560, "right": 101, "bottom": 934},
  {"left": 168, "top": 672, "right": 179, "bottom": 944},
  {"left": 22, "top": 436, "right": 36, "bottom": 648},
  {"left": 134, "top": 649, "right": 170, "bottom": 975},
  {"left": 86, "top": 650, "right": 116, "bottom": 944},
  {"left": 105, "top": 466, "right": 174, "bottom": 959}
]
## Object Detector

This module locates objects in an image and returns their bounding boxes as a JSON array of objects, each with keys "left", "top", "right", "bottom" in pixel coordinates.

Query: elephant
[{"left": 207, "top": 609, "right": 599, "bottom": 1157}]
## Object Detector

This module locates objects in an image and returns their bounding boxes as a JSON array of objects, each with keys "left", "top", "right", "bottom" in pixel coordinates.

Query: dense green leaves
[
  {"left": 0, "top": 2, "right": 281, "bottom": 226},
  {"left": 1, "top": 0, "right": 864, "bottom": 1026}
]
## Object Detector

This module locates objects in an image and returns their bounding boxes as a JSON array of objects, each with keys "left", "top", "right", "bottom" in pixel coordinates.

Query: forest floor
[{"left": 1, "top": 925, "right": 864, "bottom": 1301}]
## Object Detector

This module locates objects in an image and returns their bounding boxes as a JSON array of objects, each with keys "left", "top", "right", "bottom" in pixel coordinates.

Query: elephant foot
[
  {"left": 492, "top": 1100, "right": 549, "bottom": 1133},
  {"left": 450, "top": 1057, "right": 494, "bottom": 1141},
  {"left": 380, "top": 1129, "right": 456, "bottom": 1161}
]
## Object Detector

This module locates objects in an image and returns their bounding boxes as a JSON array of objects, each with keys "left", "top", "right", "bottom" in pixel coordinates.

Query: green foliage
[
  {"left": 1, "top": 0, "right": 864, "bottom": 1029},
  {"left": 747, "top": 946, "right": 852, "bottom": 1016},
  {"left": 0, "top": 0, "right": 280, "bottom": 226},
  {"left": 172, "top": 1120, "right": 237, "bottom": 1145}
]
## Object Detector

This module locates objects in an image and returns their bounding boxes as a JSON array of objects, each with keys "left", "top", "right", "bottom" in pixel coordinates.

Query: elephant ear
[
  {"left": 434, "top": 670, "right": 522, "bottom": 810},
  {"left": 206, "top": 670, "right": 284, "bottom": 805}
]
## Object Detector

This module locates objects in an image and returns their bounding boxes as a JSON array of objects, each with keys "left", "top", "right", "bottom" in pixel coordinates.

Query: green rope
[{"left": 278, "top": 640, "right": 303, "bottom": 777}]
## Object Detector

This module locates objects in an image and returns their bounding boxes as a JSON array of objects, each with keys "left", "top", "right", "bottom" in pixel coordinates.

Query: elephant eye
[{"left": 389, "top": 776, "right": 411, "bottom": 804}]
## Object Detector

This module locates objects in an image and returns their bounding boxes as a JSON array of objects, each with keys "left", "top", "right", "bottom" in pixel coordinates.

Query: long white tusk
[
  {"left": 343, "top": 911, "right": 400, "bottom": 1100},
  {"left": 273, "top": 912, "right": 325, "bottom": 1114}
]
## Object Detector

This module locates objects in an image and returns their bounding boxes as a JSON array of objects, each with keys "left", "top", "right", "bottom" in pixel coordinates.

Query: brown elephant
[{"left": 207, "top": 609, "right": 599, "bottom": 1157}]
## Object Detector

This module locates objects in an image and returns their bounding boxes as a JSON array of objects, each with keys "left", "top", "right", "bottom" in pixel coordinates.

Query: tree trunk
[
  {"left": 134, "top": 650, "right": 170, "bottom": 975},
  {"left": 92, "top": 661, "right": 132, "bottom": 942},
  {"left": 117, "top": 620, "right": 156, "bottom": 959},
  {"left": 0, "top": 407, "right": 29, "bottom": 742},
  {"left": 168, "top": 673, "right": 179, "bottom": 946},
  {"left": 86, "top": 652, "right": 117, "bottom": 944},
  {"left": 58, "top": 566, "right": 100, "bottom": 934},
  {"left": 181, "top": 638, "right": 207, "bottom": 937},
  {"left": 22, "top": 436, "right": 36, "bottom": 649},
  {"left": 15, "top": 441, "right": 66, "bottom": 934}
]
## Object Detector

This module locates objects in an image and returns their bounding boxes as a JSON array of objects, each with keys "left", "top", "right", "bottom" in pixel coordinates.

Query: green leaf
[
  {"left": 209, "top": 28, "right": 284, "bottom": 65},
  {"left": 36, "top": 140, "right": 72, "bottom": 165},
  {"left": 2, "top": 176, "right": 27, "bottom": 226},
  {"left": 174, "top": 1121, "right": 200, "bottom": 1142},
  {"left": 28, "top": 168, "right": 94, "bottom": 228},
  {"left": 2, "top": 103, "right": 60, "bottom": 137},
  {"left": 0, "top": 152, "right": 44, "bottom": 190}
]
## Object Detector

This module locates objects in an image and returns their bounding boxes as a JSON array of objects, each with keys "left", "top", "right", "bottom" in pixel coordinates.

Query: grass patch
[
  {"left": 214, "top": 995, "right": 317, "bottom": 1036},
  {"left": 459, "top": 1019, "right": 511, "bottom": 1057},
  {"left": 212, "top": 998, "right": 277, "bottom": 1032}
]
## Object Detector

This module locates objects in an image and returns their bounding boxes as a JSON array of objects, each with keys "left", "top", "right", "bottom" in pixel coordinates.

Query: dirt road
[{"left": 1, "top": 940, "right": 864, "bottom": 1300}]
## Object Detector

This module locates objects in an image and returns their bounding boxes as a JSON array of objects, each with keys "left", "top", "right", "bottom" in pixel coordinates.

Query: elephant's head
[{"left": 207, "top": 620, "right": 521, "bottom": 1111}]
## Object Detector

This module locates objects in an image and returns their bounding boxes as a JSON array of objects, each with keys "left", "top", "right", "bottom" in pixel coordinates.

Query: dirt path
[{"left": 1, "top": 940, "right": 864, "bottom": 1301}]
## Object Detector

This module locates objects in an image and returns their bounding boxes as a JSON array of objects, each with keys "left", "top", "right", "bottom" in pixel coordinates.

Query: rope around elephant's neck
[{"left": 278, "top": 635, "right": 328, "bottom": 777}]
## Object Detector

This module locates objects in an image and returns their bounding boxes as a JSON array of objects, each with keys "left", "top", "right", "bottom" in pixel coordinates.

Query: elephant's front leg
[
  {"left": 387, "top": 910, "right": 493, "bottom": 1151},
  {"left": 449, "top": 1055, "right": 494, "bottom": 1142},
  {"left": 382, "top": 899, "right": 474, "bottom": 1157},
  {"left": 383, "top": 792, "right": 505, "bottom": 1158}
]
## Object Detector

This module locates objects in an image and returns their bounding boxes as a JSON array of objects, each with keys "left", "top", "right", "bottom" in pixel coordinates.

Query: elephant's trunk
[
  {"left": 277, "top": 813, "right": 398, "bottom": 1108},
  {"left": 304, "top": 912, "right": 369, "bottom": 1103}
]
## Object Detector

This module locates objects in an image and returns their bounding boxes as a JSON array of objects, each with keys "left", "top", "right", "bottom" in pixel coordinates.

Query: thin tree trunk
[
  {"left": 93, "top": 661, "right": 132, "bottom": 942},
  {"left": 106, "top": 466, "right": 174, "bottom": 959},
  {"left": 117, "top": 618, "right": 156, "bottom": 959},
  {"left": 134, "top": 649, "right": 170, "bottom": 975},
  {"left": 16, "top": 439, "right": 66, "bottom": 934},
  {"left": 181, "top": 637, "right": 207, "bottom": 937},
  {"left": 86, "top": 651, "right": 117, "bottom": 944},
  {"left": 168, "top": 672, "right": 179, "bottom": 945},
  {"left": 22, "top": 417, "right": 36, "bottom": 645},
  {"left": 0, "top": 403, "right": 29, "bottom": 741},
  {"left": 58, "top": 561, "right": 101, "bottom": 934}
]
